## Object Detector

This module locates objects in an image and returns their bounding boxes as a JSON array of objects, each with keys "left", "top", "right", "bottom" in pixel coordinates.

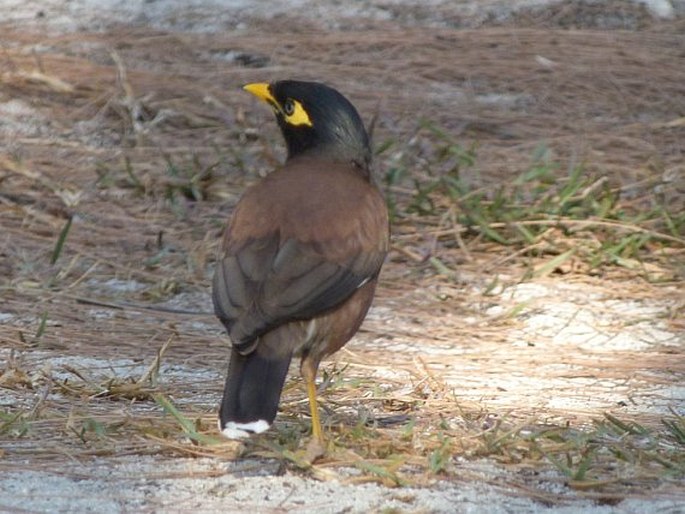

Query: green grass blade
[
  {"left": 154, "top": 394, "right": 225, "bottom": 445},
  {"left": 50, "top": 215, "right": 73, "bottom": 264},
  {"left": 532, "top": 249, "right": 575, "bottom": 278},
  {"left": 34, "top": 311, "right": 48, "bottom": 342},
  {"left": 354, "top": 460, "right": 406, "bottom": 486},
  {"left": 469, "top": 211, "right": 509, "bottom": 244}
]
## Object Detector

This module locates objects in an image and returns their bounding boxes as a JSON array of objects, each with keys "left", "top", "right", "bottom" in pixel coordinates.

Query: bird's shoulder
[{"left": 226, "top": 156, "right": 387, "bottom": 249}]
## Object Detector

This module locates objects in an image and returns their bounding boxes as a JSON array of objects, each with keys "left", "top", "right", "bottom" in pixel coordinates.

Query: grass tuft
[{"left": 384, "top": 124, "right": 684, "bottom": 280}]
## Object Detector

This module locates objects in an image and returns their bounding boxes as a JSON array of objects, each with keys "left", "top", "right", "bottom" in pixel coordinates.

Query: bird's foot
[{"left": 304, "top": 436, "right": 326, "bottom": 463}]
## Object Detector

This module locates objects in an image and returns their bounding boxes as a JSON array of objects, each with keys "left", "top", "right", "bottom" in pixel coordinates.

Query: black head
[{"left": 244, "top": 80, "right": 371, "bottom": 170}]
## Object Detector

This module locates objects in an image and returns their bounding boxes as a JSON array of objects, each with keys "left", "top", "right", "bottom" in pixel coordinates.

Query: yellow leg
[
  {"left": 301, "top": 358, "right": 326, "bottom": 461},
  {"left": 305, "top": 373, "right": 324, "bottom": 445}
]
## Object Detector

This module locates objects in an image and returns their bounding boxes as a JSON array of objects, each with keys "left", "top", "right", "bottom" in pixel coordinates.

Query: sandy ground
[
  {"left": 3, "top": 0, "right": 683, "bottom": 33},
  {"left": 0, "top": 457, "right": 681, "bottom": 514},
  {"left": 1, "top": 1, "right": 684, "bottom": 513}
]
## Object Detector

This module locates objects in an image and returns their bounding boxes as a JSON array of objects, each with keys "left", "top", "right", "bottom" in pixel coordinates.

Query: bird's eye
[
  {"left": 278, "top": 98, "right": 312, "bottom": 127},
  {"left": 283, "top": 99, "right": 295, "bottom": 116}
]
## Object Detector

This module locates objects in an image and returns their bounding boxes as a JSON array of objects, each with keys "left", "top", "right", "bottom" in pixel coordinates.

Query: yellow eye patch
[
  {"left": 243, "top": 83, "right": 312, "bottom": 128},
  {"left": 282, "top": 99, "right": 312, "bottom": 127}
]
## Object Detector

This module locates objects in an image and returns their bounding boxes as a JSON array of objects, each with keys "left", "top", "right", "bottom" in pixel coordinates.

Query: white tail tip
[{"left": 220, "top": 419, "right": 270, "bottom": 439}]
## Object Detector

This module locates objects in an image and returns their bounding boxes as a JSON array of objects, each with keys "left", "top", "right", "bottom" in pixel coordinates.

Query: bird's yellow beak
[
  {"left": 243, "top": 83, "right": 275, "bottom": 105},
  {"left": 243, "top": 81, "right": 313, "bottom": 127}
]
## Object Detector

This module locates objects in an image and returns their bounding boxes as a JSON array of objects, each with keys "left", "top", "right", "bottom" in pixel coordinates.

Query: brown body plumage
[{"left": 212, "top": 80, "right": 389, "bottom": 448}]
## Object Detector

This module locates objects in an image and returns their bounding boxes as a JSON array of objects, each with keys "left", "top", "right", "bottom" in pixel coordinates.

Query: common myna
[{"left": 212, "top": 80, "right": 389, "bottom": 449}]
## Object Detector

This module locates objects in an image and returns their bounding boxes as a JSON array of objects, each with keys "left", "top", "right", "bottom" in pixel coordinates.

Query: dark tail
[{"left": 219, "top": 347, "right": 292, "bottom": 438}]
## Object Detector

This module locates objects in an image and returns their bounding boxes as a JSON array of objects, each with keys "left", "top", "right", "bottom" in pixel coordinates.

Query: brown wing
[{"left": 212, "top": 157, "right": 389, "bottom": 353}]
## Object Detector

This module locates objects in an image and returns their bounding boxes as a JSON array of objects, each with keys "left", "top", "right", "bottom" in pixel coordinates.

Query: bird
[{"left": 212, "top": 80, "right": 389, "bottom": 453}]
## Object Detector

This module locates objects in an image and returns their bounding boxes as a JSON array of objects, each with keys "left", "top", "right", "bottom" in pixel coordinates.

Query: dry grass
[{"left": 0, "top": 13, "right": 684, "bottom": 504}]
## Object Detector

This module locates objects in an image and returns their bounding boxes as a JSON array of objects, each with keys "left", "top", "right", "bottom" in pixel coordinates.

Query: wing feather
[{"left": 212, "top": 159, "right": 389, "bottom": 352}]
